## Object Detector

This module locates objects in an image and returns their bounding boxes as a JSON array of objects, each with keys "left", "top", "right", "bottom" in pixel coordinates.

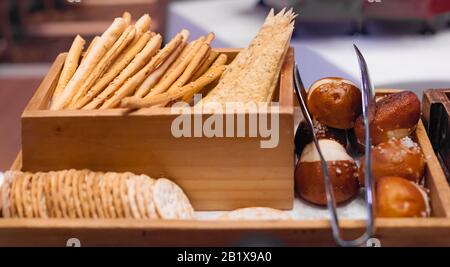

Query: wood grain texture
[
  {"left": 20, "top": 49, "right": 295, "bottom": 211},
  {"left": 7, "top": 54, "right": 450, "bottom": 246},
  {"left": 0, "top": 218, "right": 449, "bottom": 247}
]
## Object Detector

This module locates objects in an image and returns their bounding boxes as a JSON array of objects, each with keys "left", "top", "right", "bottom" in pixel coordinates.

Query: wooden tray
[
  {"left": 3, "top": 91, "right": 450, "bottom": 246},
  {"left": 422, "top": 89, "right": 450, "bottom": 181},
  {"left": 19, "top": 49, "right": 295, "bottom": 211}
]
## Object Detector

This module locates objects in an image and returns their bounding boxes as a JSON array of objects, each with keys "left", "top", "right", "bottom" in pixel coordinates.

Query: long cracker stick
[
  {"left": 134, "top": 42, "right": 186, "bottom": 98},
  {"left": 132, "top": 14, "right": 152, "bottom": 44},
  {"left": 121, "top": 65, "right": 226, "bottom": 109},
  {"left": 191, "top": 50, "right": 219, "bottom": 81},
  {"left": 51, "top": 35, "right": 85, "bottom": 105},
  {"left": 75, "top": 32, "right": 152, "bottom": 109},
  {"left": 80, "top": 36, "right": 98, "bottom": 64},
  {"left": 50, "top": 18, "right": 127, "bottom": 110},
  {"left": 145, "top": 35, "right": 204, "bottom": 98},
  {"left": 167, "top": 32, "right": 215, "bottom": 93},
  {"left": 99, "top": 33, "right": 184, "bottom": 109},
  {"left": 69, "top": 26, "right": 136, "bottom": 109},
  {"left": 83, "top": 34, "right": 163, "bottom": 110},
  {"left": 122, "top": 11, "right": 131, "bottom": 26},
  {"left": 182, "top": 53, "right": 227, "bottom": 102}
]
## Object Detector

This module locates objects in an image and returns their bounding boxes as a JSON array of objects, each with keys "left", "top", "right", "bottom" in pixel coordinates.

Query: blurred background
[{"left": 1, "top": 0, "right": 450, "bottom": 170}]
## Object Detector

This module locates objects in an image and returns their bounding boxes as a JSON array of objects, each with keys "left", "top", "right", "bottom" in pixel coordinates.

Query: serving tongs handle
[{"left": 293, "top": 53, "right": 375, "bottom": 246}]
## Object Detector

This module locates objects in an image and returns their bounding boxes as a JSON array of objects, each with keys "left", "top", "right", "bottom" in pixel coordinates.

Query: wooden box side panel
[{"left": 21, "top": 112, "right": 294, "bottom": 211}]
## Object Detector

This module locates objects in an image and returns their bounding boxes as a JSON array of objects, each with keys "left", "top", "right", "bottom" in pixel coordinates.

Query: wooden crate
[
  {"left": 2, "top": 48, "right": 450, "bottom": 246},
  {"left": 3, "top": 94, "right": 450, "bottom": 246},
  {"left": 20, "top": 49, "right": 295, "bottom": 211},
  {"left": 422, "top": 89, "right": 450, "bottom": 181}
]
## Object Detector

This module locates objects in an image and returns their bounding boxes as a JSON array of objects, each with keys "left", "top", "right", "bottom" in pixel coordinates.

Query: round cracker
[
  {"left": 14, "top": 172, "right": 26, "bottom": 218},
  {"left": 112, "top": 172, "right": 124, "bottom": 218},
  {"left": 37, "top": 172, "right": 48, "bottom": 218},
  {"left": 135, "top": 175, "right": 147, "bottom": 219},
  {"left": 72, "top": 170, "right": 84, "bottom": 218},
  {"left": 153, "top": 178, "right": 195, "bottom": 220},
  {"left": 142, "top": 176, "right": 158, "bottom": 219},
  {"left": 99, "top": 172, "right": 112, "bottom": 218},
  {"left": 105, "top": 173, "right": 117, "bottom": 218},
  {"left": 56, "top": 170, "right": 68, "bottom": 218},
  {"left": 30, "top": 173, "right": 41, "bottom": 218},
  {"left": 2, "top": 171, "right": 18, "bottom": 218},
  {"left": 219, "top": 207, "right": 293, "bottom": 221},
  {"left": 120, "top": 173, "right": 132, "bottom": 218},
  {"left": 93, "top": 172, "right": 106, "bottom": 218},
  {"left": 64, "top": 170, "right": 76, "bottom": 218},
  {"left": 127, "top": 175, "right": 141, "bottom": 219},
  {"left": 22, "top": 173, "right": 35, "bottom": 218},
  {"left": 30, "top": 175, "right": 39, "bottom": 218},
  {"left": 85, "top": 172, "right": 98, "bottom": 218},
  {"left": 78, "top": 170, "right": 91, "bottom": 218}
]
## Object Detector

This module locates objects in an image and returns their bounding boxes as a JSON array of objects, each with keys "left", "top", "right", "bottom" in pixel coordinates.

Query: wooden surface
[
  {"left": 20, "top": 49, "right": 295, "bottom": 211},
  {"left": 0, "top": 218, "right": 449, "bottom": 247}
]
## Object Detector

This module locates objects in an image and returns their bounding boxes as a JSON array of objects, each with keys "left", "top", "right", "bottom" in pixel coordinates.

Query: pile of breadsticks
[
  {"left": 1, "top": 170, "right": 195, "bottom": 220},
  {"left": 49, "top": 12, "right": 228, "bottom": 110}
]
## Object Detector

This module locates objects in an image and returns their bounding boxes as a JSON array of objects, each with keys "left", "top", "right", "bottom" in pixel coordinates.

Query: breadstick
[
  {"left": 133, "top": 30, "right": 189, "bottom": 98},
  {"left": 81, "top": 36, "right": 98, "bottom": 64},
  {"left": 51, "top": 35, "right": 85, "bottom": 105},
  {"left": 182, "top": 54, "right": 227, "bottom": 102},
  {"left": 122, "top": 11, "right": 131, "bottom": 26},
  {"left": 82, "top": 34, "right": 163, "bottom": 110},
  {"left": 75, "top": 32, "right": 151, "bottom": 109},
  {"left": 159, "top": 35, "right": 203, "bottom": 83},
  {"left": 50, "top": 18, "right": 127, "bottom": 110},
  {"left": 132, "top": 14, "right": 152, "bottom": 44},
  {"left": 69, "top": 26, "right": 136, "bottom": 109},
  {"left": 100, "top": 33, "right": 184, "bottom": 109},
  {"left": 168, "top": 33, "right": 215, "bottom": 93},
  {"left": 191, "top": 50, "right": 219, "bottom": 81},
  {"left": 121, "top": 65, "right": 226, "bottom": 109},
  {"left": 145, "top": 35, "right": 204, "bottom": 98},
  {"left": 134, "top": 42, "right": 186, "bottom": 98}
]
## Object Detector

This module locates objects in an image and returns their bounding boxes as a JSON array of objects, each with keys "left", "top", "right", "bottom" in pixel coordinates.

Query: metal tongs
[{"left": 293, "top": 45, "right": 375, "bottom": 247}]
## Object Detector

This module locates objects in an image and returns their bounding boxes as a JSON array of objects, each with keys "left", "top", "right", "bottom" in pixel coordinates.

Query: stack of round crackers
[{"left": 0, "top": 170, "right": 194, "bottom": 220}]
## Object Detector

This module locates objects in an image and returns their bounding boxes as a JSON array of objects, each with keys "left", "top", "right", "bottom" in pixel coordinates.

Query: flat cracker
[
  {"left": 22, "top": 173, "right": 35, "bottom": 218},
  {"left": 135, "top": 175, "right": 147, "bottom": 219},
  {"left": 93, "top": 172, "right": 106, "bottom": 218},
  {"left": 2, "top": 171, "right": 18, "bottom": 218},
  {"left": 78, "top": 170, "right": 91, "bottom": 218},
  {"left": 72, "top": 170, "right": 84, "bottom": 218},
  {"left": 106, "top": 173, "right": 117, "bottom": 218},
  {"left": 37, "top": 172, "right": 48, "bottom": 218},
  {"left": 56, "top": 170, "right": 67, "bottom": 218},
  {"left": 142, "top": 176, "right": 158, "bottom": 219},
  {"left": 30, "top": 173, "right": 41, "bottom": 218},
  {"left": 100, "top": 172, "right": 112, "bottom": 218},
  {"left": 219, "top": 207, "right": 293, "bottom": 221},
  {"left": 112, "top": 172, "right": 124, "bottom": 218},
  {"left": 127, "top": 175, "right": 141, "bottom": 219},
  {"left": 85, "top": 172, "right": 98, "bottom": 218},
  {"left": 64, "top": 170, "right": 76, "bottom": 218},
  {"left": 153, "top": 178, "right": 194, "bottom": 220},
  {"left": 120, "top": 173, "right": 132, "bottom": 218},
  {"left": 14, "top": 172, "right": 25, "bottom": 218}
]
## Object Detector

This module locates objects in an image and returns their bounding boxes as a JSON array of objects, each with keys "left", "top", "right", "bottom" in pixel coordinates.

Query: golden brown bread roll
[
  {"left": 359, "top": 137, "right": 425, "bottom": 185},
  {"left": 354, "top": 91, "right": 420, "bottom": 147},
  {"left": 376, "top": 176, "right": 429, "bottom": 218},
  {"left": 295, "top": 139, "right": 359, "bottom": 206},
  {"left": 307, "top": 77, "right": 362, "bottom": 129}
]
